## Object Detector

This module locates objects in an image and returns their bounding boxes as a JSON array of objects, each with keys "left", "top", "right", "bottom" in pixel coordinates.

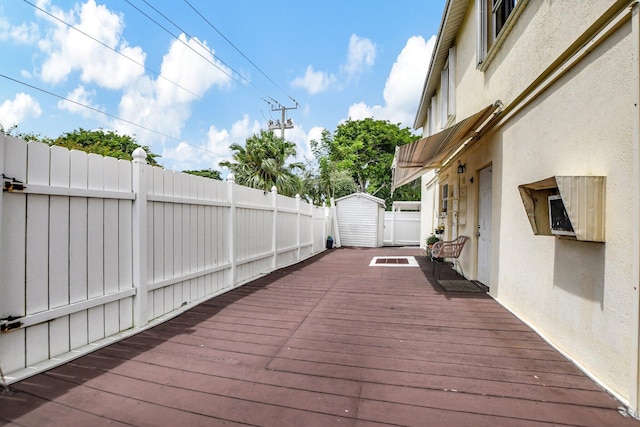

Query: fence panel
[
  {"left": 0, "top": 136, "right": 27, "bottom": 374},
  {"left": 234, "top": 185, "right": 274, "bottom": 283},
  {"left": 49, "top": 146, "right": 70, "bottom": 358},
  {"left": 384, "top": 211, "right": 421, "bottom": 246},
  {"left": 0, "top": 136, "right": 331, "bottom": 384},
  {"left": 0, "top": 138, "right": 139, "bottom": 376},
  {"left": 69, "top": 149, "right": 89, "bottom": 350},
  {"left": 118, "top": 159, "right": 134, "bottom": 331},
  {"left": 25, "top": 141, "right": 50, "bottom": 365}
]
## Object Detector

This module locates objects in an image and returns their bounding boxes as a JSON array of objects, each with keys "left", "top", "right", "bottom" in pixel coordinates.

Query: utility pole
[{"left": 268, "top": 101, "right": 298, "bottom": 139}]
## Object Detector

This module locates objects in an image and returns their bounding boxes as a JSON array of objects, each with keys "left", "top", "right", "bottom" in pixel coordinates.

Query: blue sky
[{"left": 0, "top": 0, "right": 445, "bottom": 173}]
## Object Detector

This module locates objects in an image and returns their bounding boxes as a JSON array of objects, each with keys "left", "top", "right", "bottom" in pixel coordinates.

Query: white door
[{"left": 477, "top": 166, "right": 492, "bottom": 285}]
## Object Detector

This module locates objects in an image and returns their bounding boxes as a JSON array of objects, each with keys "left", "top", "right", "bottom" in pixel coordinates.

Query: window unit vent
[{"left": 518, "top": 176, "right": 606, "bottom": 242}]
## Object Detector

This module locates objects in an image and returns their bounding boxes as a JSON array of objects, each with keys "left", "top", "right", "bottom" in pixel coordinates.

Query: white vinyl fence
[
  {"left": 384, "top": 210, "right": 421, "bottom": 246},
  {"left": 0, "top": 135, "right": 330, "bottom": 384}
]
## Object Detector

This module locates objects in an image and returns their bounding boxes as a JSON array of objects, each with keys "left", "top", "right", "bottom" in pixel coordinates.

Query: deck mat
[{"left": 438, "top": 279, "right": 485, "bottom": 292}]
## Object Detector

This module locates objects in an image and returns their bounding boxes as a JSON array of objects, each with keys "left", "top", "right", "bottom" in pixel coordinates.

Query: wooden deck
[{"left": 1, "top": 247, "right": 638, "bottom": 426}]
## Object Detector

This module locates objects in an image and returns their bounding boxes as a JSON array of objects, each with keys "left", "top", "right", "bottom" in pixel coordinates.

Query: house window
[
  {"left": 440, "top": 67, "right": 448, "bottom": 129},
  {"left": 476, "top": 0, "right": 519, "bottom": 66},
  {"left": 493, "top": 0, "right": 516, "bottom": 36},
  {"left": 440, "top": 47, "right": 456, "bottom": 129},
  {"left": 447, "top": 46, "right": 456, "bottom": 119},
  {"left": 441, "top": 183, "right": 449, "bottom": 213},
  {"left": 428, "top": 96, "right": 437, "bottom": 135}
]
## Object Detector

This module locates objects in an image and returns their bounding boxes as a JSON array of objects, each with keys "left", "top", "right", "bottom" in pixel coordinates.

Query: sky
[{"left": 0, "top": 0, "right": 445, "bottom": 174}]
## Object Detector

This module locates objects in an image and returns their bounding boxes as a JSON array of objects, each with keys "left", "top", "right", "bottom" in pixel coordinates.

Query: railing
[{"left": 0, "top": 135, "right": 331, "bottom": 383}]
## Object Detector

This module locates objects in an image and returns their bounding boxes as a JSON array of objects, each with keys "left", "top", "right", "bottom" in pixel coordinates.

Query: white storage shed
[{"left": 335, "top": 193, "right": 385, "bottom": 248}]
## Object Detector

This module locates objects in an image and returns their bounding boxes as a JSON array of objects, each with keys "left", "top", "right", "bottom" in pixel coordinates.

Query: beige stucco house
[{"left": 393, "top": 0, "right": 640, "bottom": 416}]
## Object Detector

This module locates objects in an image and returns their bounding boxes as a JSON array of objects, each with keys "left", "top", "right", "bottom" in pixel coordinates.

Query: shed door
[{"left": 477, "top": 166, "right": 492, "bottom": 285}]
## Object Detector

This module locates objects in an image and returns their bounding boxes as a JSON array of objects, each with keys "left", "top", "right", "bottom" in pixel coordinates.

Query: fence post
[
  {"left": 131, "top": 148, "right": 148, "bottom": 328},
  {"left": 391, "top": 207, "right": 396, "bottom": 246},
  {"left": 227, "top": 174, "right": 236, "bottom": 288},
  {"left": 295, "top": 194, "right": 301, "bottom": 261},
  {"left": 272, "top": 186, "right": 278, "bottom": 270}
]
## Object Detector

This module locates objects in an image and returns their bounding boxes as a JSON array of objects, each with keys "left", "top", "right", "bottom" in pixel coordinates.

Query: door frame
[{"left": 477, "top": 165, "right": 492, "bottom": 285}]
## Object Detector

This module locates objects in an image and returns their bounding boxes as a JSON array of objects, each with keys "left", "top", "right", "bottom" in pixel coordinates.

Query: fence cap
[{"left": 132, "top": 147, "right": 147, "bottom": 164}]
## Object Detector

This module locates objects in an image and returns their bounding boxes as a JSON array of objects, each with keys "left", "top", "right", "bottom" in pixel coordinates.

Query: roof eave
[{"left": 413, "top": 0, "right": 470, "bottom": 130}]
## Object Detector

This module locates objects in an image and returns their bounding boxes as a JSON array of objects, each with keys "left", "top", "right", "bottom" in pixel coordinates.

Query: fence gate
[
  {"left": 0, "top": 136, "right": 137, "bottom": 379},
  {"left": 384, "top": 210, "right": 421, "bottom": 246}
]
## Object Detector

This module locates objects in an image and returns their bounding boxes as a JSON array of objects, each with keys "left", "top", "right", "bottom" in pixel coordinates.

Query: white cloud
[
  {"left": 160, "top": 115, "right": 317, "bottom": 173},
  {"left": 347, "top": 102, "right": 385, "bottom": 121},
  {"left": 231, "top": 114, "right": 262, "bottom": 140},
  {"left": 160, "top": 141, "right": 200, "bottom": 172},
  {"left": 114, "top": 34, "right": 233, "bottom": 151},
  {"left": 0, "top": 93, "right": 42, "bottom": 128},
  {"left": 0, "top": 11, "right": 40, "bottom": 44},
  {"left": 346, "top": 35, "right": 436, "bottom": 128},
  {"left": 38, "top": 0, "right": 145, "bottom": 89},
  {"left": 342, "top": 34, "right": 376, "bottom": 81},
  {"left": 160, "top": 115, "right": 260, "bottom": 173},
  {"left": 307, "top": 126, "right": 324, "bottom": 146},
  {"left": 291, "top": 66, "right": 336, "bottom": 95},
  {"left": 57, "top": 85, "right": 101, "bottom": 118},
  {"left": 1, "top": 21, "right": 40, "bottom": 44},
  {"left": 157, "top": 34, "right": 232, "bottom": 104},
  {"left": 291, "top": 34, "right": 375, "bottom": 95}
]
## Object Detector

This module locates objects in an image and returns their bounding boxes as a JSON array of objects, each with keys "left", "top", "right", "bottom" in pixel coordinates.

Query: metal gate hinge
[
  {"left": 0, "top": 316, "right": 23, "bottom": 333},
  {"left": 1, "top": 174, "right": 25, "bottom": 192}
]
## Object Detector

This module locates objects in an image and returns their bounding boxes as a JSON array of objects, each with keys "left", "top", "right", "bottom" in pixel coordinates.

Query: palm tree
[{"left": 220, "top": 130, "right": 304, "bottom": 197}]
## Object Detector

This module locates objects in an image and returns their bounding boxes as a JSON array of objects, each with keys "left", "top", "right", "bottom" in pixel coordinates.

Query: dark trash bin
[{"left": 326, "top": 236, "right": 334, "bottom": 249}]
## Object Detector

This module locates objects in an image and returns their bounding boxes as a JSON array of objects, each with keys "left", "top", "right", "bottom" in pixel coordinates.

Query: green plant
[{"left": 426, "top": 235, "right": 440, "bottom": 246}]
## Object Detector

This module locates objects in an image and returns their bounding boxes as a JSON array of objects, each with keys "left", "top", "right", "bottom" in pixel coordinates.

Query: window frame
[
  {"left": 440, "top": 66, "right": 449, "bottom": 130},
  {"left": 476, "top": 0, "right": 527, "bottom": 69},
  {"left": 441, "top": 183, "right": 449, "bottom": 213},
  {"left": 439, "top": 46, "right": 457, "bottom": 130}
]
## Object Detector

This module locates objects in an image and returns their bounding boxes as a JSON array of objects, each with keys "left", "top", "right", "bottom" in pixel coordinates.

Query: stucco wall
[
  {"left": 417, "top": 0, "right": 639, "bottom": 406},
  {"left": 496, "top": 16, "right": 635, "bottom": 399},
  {"left": 419, "top": 170, "right": 438, "bottom": 248}
]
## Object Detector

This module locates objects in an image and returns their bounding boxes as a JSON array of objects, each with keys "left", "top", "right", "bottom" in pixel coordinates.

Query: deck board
[{"left": 1, "top": 248, "right": 637, "bottom": 426}]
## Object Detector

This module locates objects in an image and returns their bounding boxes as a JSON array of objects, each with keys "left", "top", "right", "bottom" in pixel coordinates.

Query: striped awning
[{"left": 392, "top": 102, "right": 502, "bottom": 191}]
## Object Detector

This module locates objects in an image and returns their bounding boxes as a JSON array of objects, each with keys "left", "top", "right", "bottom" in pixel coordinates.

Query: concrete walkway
[{"left": 1, "top": 247, "right": 637, "bottom": 426}]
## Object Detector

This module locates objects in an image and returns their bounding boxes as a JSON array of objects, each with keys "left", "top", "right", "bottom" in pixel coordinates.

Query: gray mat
[{"left": 438, "top": 280, "right": 484, "bottom": 292}]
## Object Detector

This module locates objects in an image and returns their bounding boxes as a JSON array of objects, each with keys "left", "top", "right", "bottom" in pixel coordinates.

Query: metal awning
[{"left": 392, "top": 102, "right": 502, "bottom": 191}]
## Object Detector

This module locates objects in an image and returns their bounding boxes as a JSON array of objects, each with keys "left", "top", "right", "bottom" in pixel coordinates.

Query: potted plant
[{"left": 426, "top": 234, "right": 440, "bottom": 257}]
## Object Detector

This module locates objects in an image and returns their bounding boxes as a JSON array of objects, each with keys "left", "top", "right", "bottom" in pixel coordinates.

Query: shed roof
[{"left": 335, "top": 192, "right": 385, "bottom": 207}]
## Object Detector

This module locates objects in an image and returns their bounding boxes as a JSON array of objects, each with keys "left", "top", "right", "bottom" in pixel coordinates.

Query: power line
[
  {"left": 124, "top": 0, "right": 276, "bottom": 106},
  {"left": 21, "top": 0, "right": 202, "bottom": 101},
  {"left": 182, "top": 0, "right": 299, "bottom": 106},
  {"left": 0, "top": 73, "right": 227, "bottom": 157}
]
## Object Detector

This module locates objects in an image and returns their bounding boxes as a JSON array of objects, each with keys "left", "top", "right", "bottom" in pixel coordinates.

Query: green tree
[
  {"left": 182, "top": 168, "right": 222, "bottom": 180},
  {"left": 1, "top": 126, "right": 161, "bottom": 166},
  {"left": 219, "top": 130, "right": 304, "bottom": 197},
  {"left": 299, "top": 158, "right": 357, "bottom": 206},
  {"left": 0, "top": 124, "right": 52, "bottom": 143},
  {"left": 51, "top": 128, "right": 161, "bottom": 166},
  {"left": 313, "top": 118, "right": 420, "bottom": 208}
]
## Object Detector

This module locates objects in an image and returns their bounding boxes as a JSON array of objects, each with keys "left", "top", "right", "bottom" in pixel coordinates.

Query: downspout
[{"left": 632, "top": 1, "right": 640, "bottom": 418}]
